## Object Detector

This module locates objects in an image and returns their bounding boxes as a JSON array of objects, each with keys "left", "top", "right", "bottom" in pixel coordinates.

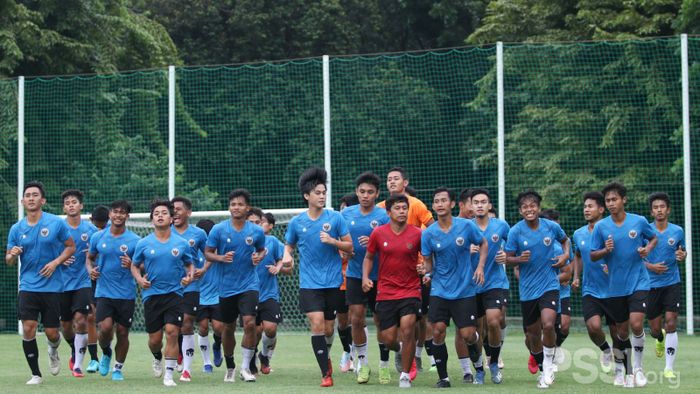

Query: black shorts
[
  {"left": 143, "top": 293, "right": 184, "bottom": 333},
  {"left": 60, "top": 288, "right": 93, "bottom": 321},
  {"left": 582, "top": 295, "right": 613, "bottom": 325},
  {"left": 197, "top": 304, "right": 223, "bottom": 323},
  {"left": 220, "top": 291, "right": 258, "bottom": 324},
  {"left": 299, "top": 288, "right": 344, "bottom": 321},
  {"left": 607, "top": 290, "right": 648, "bottom": 324},
  {"left": 256, "top": 299, "right": 283, "bottom": 325},
  {"left": 337, "top": 290, "right": 349, "bottom": 314},
  {"left": 429, "top": 296, "right": 478, "bottom": 328},
  {"left": 521, "top": 290, "right": 559, "bottom": 328},
  {"left": 96, "top": 297, "right": 135, "bottom": 328},
  {"left": 346, "top": 277, "right": 377, "bottom": 313},
  {"left": 647, "top": 284, "right": 681, "bottom": 320},
  {"left": 183, "top": 292, "right": 200, "bottom": 316},
  {"left": 476, "top": 288, "right": 508, "bottom": 318},
  {"left": 560, "top": 297, "right": 572, "bottom": 316},
  {"left": 376, "top": 297, "right": 422, "bottom": 331},
  {"left": 421, "top": 282, "right": 431, "bottom": 313},
  {"left": 17, "top": 291, "right": 62, "bottom": 328}
]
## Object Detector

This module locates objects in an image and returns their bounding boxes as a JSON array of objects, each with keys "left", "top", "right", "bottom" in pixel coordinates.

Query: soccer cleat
[
  {"left": 663, "top": 369, "right": 676, "bottom": 379},
  {"left": 72, "top": 368, "right": 84, "bottom": 378},
  {"left": 340, "top": 351, "right": 353, "bottom": 372},
  {"left": 152, "top": 358, "right": 163, "bottom": 378},
  {"left": 599, "top": 351, "right": 612, "bottom": 373},
  {"left": 379, "top": 366, "right": 391, "bottom": 384},
  {"left": 258, "top": 353, "right": 271, "bottom": 375},
  {"left": 394, "top": 352, "right": 402, "bottom": 373},
  {"left": 99, "top": 355, "right": 111, "bottom": 376},
  {"left": 490, "top": 363, "right": 503, "bottom": 384},
  {"left": 87, "top": 359, "right": 100, "bottom": 373},
  {"left": 537, "top": 373, "right": 549, "bottom": 389},
  {"left": 434, "top": 378, "right": 451, "bottom": 388},
  {"left": 613, "top": 370, "right": 625, "bottom": 386},
  {"left": 498, "top": 356, "right": 505, "bottom": 369},
  {"left": 26, "top": 375, "right": 43, "bottom": 385},
  {"left": 163, "top": 377, "right": 177, "bottom": 387},
  {"left": 203, "top": 364, "right": 213, "bottom": 374},
  {"left": 409, "top": 358, "right": 418, "bottom": 381},
  {"left": 415, "top": 356, "right": 423, "bottom": 372},
  {"left": 462, "top": 372, "right": 474, "bottom": 383},
  {"left": 180, "top": 370, "right": 191, "bottom": 382},
  {"left": 656, "top": 329, "right": 666, "bottom": 358},
  {"left": 399, "top": 375, "right": 411, "bottom": 388},
  {"left": 177, "top": 353, "right": 183, "bottom": 373},
  {"left": 474, "top": 369, "right": 485, "bottom": 385},
  {"left": 240, "top": 368, "right": 256, "bottom": 382},
  {"left": 320, "top": 373, "right": 333, "bottom": 387},
  {"left": 213, "top": 346, "right": 223, "bottom": 368},
  {"left": 633, "top": 368, "right": 647, "bottom": 387},
  {"left": 543, "top": 365, "right": 555, "bottom": 386},
  {"left": 624, "top": 374, "right": 635, "bottom": 388},
  {"left": 69, "top": 356, "right": 74, "bottom": 371},
  {"left": 48, "top": 347, "right": 61, "bottom": 376},
  {"left": 224, "top": 368, "right": 235, "bottom": 382},
  {"left": 111, "top": 370, "right": 124, "bottom": 381},
  {"left": 554, "top": 347, "right": 565, "bottom": 365},
  {"left": 357, "top": 364, "right": 370, "bottom": 384},
  {"left": 528, "top": 354, "right": 538, "bottom": 375}
]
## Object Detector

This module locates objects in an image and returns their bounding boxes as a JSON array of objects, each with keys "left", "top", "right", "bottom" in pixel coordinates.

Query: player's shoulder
[
  {"left": 407, "top": 195, "right": 428, "bottom": 209},
  {"left": 124, "top": 229, "right": 142, "bottom": 241},
  {"left": 407, "top": 224, "right": 423, "bottom": 236},
  {"left": 626, "top": 212, "right": 647, "bottom": 224},
  {"left": 189, "top": 224, "right": 208, "bottom": 238},
  {"left": 43, "top": 212, "right": 64, "bottom": 225},
  {"left": 667, "top": 222, "right": 684, "bottom": 234},
  {"left": 573, "top": 225, "right": 589, "bottom": 238},
  {"left": 341, "top": 204, "right": 358, "bottom": 217},
  {"left": 325, "top": 208, "right": 343, "bottom": 219}
]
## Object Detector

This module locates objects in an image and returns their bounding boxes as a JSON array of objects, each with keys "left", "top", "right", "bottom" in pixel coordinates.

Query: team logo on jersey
[
  {"left": 188, "top": 239, "right": 195, "bottom": 247},
  {"left": 629, "top": 230, "right": 638, "bottom": 239},
  {"left": 171, "top": 248, "right": 180, "bottom": 257},
  {"left": 437, "top": 243, "right": 441, "bottom": 249},
  {"left": 40, "top": 228, "right": 49, "bottom": 237},
  {"left": 580, "top": 240, "right": 585, "bottom": 246},
  {"left": 407, "top": 243, "right": 414, "bottom": 249},
  {"left": 370, "top": 220, "right": 379, "bottom": 228},
  {"left": 383, "top": 242, "right": 388, "bottom": 247},
  {"left": 322, "top": 223, "right": 331, "bottom": 232},
  {"left": 81, "top": 233, "right": 89, "bottom": 242},
  {"left": 523, "top": 240, "right": 528, "bottom": 247},
  {"left": 491, "top": 234, "right": 500, "bottom": 243},
  {"left": 601, "top": 263, "right": 608, "bottom": 275},
  {"left": 668, "top": 238, "right": 676, "bottom": 246},
  {"left": 456, "top": 237, "right": 465, "bottom": 246},
  {"left": 351, "top": 221, "right": 355, "bottom": 226},
  {"left": 226, "top": 238, "right": 231, "bottom": 243},
  {"left": 543, "top": 237, "right": 552, "bottom": 246},
  {"left": 150, "top": 249, "right": 155, "bottom": 254},
  {"left": 119, "top": 244, "right": 128, "bottom": 253},
  {"left": 245, "top": 236, "right": 253, "bottom": 245},
  {"left": 302, "top": 227, "right": 307, "bottom": 232}
]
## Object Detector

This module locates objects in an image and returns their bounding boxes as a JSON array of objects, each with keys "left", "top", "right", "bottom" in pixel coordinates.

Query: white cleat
[
  {"left": 26, "top": 375, "right": 43, "bottom": 385},
  {"left": 48, "top": 347, "right": 60, "bottom": 376},
  {"left": 537, "top": 373, "right": 549, "bottom": 389},
  {"left": 633, "top": 368, "right": 647, "bottom": 387},
  {"left": 613, "top": 370, "right": 625, "bottom": 386},
  {"left": 554, "top": 347, "right": 565, "bottom": 365},
  {"left": 224, "top": 367, "right": 236, "bottom": 382},
  {"left": 399, "top": 375, "right": 411, "bottom": 388},
  {"left": 600, "top": 351, "right": 612, "bottom": 373},
  {"left": 240, "top": 368, "right": 256, "bottom": 382},
  {"left": 624, "top": 374, "right": 635, "bottom": 388},
  {"left": 163, "top": 377, "right": 177, "bottom": 387},
  {"left": 152, "top": 359, "right": 163, "bottom": 378},
  {"left": 543, "top": 365, "right": 555, "bottom": 386}
]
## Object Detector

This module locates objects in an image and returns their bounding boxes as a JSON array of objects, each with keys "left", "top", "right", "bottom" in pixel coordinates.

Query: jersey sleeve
[
  {"left": 132, "top": 240, "right": 146, "bottom": 266},
  {"left": 274, "top": 239, "right": 284, "bottom": 261},
  {"left": 413, "top": 200, "right": 434, "bottom": 227},
  {"left": 590, "top": 223, "right": 604, "bottom": 252},
  {"left": 335, "top": 212, "right": 350, "bottom": 238},
  {"left": 6, "top": 223, "right": 18, "bottom": 250},
  {"left": 640, "top": 219, "right": 656, "bottom": 241},
  {"left": 467, "top": 221, "right": 484, "bottom": 246},
  {"left": 88, "top": 231, "right": 101, "bottom": 255},
  {"left": 420, "top": 229, "right": 433, "bottom": 257},
  {"left": 504, "top": 226, "right": 519, "bottom": 253},
  {"left": 183, "top": 242, "right": 195, "bottom": 265},
  {"left": 366, "top": 228, "right": 379, "bottom": 255},
  {"left": 551, "top": 220, "right": 567, "bottom": 243},
  {"left": 678, "top": 227, "right": 686, "bottom": 249},
  {"left": 205, "top": 225, "right": 220, "bottom": 249},
  {"left": 572, "top": 231, "right": 580, "bottom": 256},
  {"left": 57, "top": 219, "right": 72, "bottom": 243},
  {"left": 254, "top": 227, "right": 266, "bottom": 251},
  {"left": 285, "top": 217, "right": 298, "bottom": 245}
]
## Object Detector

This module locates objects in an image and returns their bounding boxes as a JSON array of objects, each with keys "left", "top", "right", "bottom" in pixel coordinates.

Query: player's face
[
  {"left": 471, "top": 194, "right": 490, "bottom": 218},
  {"left": 386, "top": 171, "right": 407, "bottom": 194},
  {"left": 519, "top": 198, "right": 540, "bottom": 222},
  {"left": 22, "top": 187, "right": 45, "bottom": 213},
  {"left": 458, "top": 197, "right": 474, "bottom": 218},
  {"left": 304, "top": 184, "right": 326, "bottom": 209},
  {"left": 432, "top": 191, "right": 455, "bottom": 218},
  {"left": 651, "top": 200, "right": 670, "bottom": 222},
  {"left": 151, "top": 205, "right": 173, "bottom": 228},
  {"left": 172, "top": 201, "right": 191, "bottom": 227},
  {"left": 583, "top": 199, "right": 604, "bottom": 223},
  {"left": 63, "top": 195, "right": 83, "bottom": 217},
  {"left": 109, "top": 207, "right": 129, "bottom": 228},
  {"left": 229, "top": 197, "right": 249, "bottom": 220},
  {"left": 356, "top": 183, "right": 379, "bottom": 208},
  {"left": 604, "top": 191, "right": 626, "bottom": 215},
  {"left": 261, "top": 216, "right": 273, "bottom": 235},
  {"left": 247, "top": 213, "right": 262, "bottom": 226},
  {"left": 389, "top": 202, "right": 409, "bottom": 224}
]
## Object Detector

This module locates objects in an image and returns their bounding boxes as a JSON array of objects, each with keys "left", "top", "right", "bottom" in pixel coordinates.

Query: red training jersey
[{"left": 367, "top": 223, "right": 422, "bottom": 301}]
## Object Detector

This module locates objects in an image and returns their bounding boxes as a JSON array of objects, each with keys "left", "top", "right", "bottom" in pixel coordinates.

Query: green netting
[
  {"left": 1, "top": 37, "right": 699, "bottom": 333},
  {"left": 689, "top": 37, "right": 700, "bottom": 332}
]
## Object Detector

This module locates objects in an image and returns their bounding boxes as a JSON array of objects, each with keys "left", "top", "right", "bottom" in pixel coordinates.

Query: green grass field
[{"left": 1, "top": 331, "right": 698, "bottom": 393}]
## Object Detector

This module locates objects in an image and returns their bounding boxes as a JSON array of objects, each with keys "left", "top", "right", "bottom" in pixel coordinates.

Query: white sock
[
  {"left": 182, "top": 334, "right": 195, "bottom": 372},
  {"left": 415, "top": 345, "right": 423, "bottom": 358},
  {"left": 114, "top": 362, "right": 123, "bottom": 372},
  {"left": 473, "top": 354, "right": 483, "bottom": 369},
  {"left": 543, "top": 346, "right": 555, "bottom": 372},
  {"left": 400, "top": 371, "right": 410, "bottom": 380},
  {"left": 631, "top": 332, "right": 645, "bottom": 370},
  {"left": 355, "top": 342, "right": 368, "bottom": 365},
  {"left": 364, "top": 326, "right": 369, "bottom": 341},
  {"left": 262, "top": 332, "right": 277, "bottom": 358},
  {"left": 429, "top": 355, "right": 435, "bottom": 366},
  {"left": 459, "top": 357, "right": 472, "bottom": 375},
  {"left": 242, "top": 347, "right": 255, "bottom": 371},
  {"left": 73, "top": 333, "right": 88, "bottom": 371},
  {"left": 165, "top": 358, "right": 176, "bottom": 380},
  {"left": 48, "top": 336, "right": 61, "bottom": 354},
  {"left": 501, "top": 327, "right": 507, "bottom": 345},
  {"left": 198, "top": 334, "right": 211, "bottom": 366},
  {"left": 665, "top": 331, "right": 678, "bottom": 371}
]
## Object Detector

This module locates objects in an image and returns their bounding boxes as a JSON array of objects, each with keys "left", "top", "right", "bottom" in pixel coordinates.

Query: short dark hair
[
  {"left": 387, "top": 166, "right": 408, "bottom": 180},
  {"left": 24, "top": 181, "right": 45, "bottom": 198},
  {"left": 516, "top": 190, "right": 542, "bottom": 207},
  {"left": 339, "top": 193, "right": 359, "bottom": 207},
  {"left": 61, "top": 189, "right": 84, "bottom": 203},
  {"left": 385, "top": 193, "right": 410, "bottom": 211},
  {"left": 149, "top": 199, "right": 174, "bottom": 219},
  {"left": 298, "top": 167, "right": 327, "bottom": 195},
  {"left": 228, "top": 188, "right": 251, "bottom": 204},
  {"left": 109, "top": 200, "right": 132, "bottom": 213},
  {"left": 263, "top": 212, "right": 276, "bottom": 226},
  {"left": 602, "top": 181, "right": 627, "bottom": 199},
  {"left": 355, "top": 171, "right": 381, "bottom": 190},
  {"left": 247, "top": 206, "right": 264, "bottom": 219},
  {"left": 470, "top": 188, "right": 491, "bottom": 201},
  {"left": 583, "top": 191, "right": 605, "bottom": 207},
  {"left": 458, "top": 188, "right": 473, "bottom": 203},
  {"left": 648, "top": 192, "right": 671, "bottom": 209},
  {"left": 196, "top": 219, "right": 215, "bottom": 235},
  {"left": 432, "top": 186, "right": 455, "bottom": 202},
  {"left": 91, "top": 205, "right": 111, "bottom": 221},
  {"left": 171, "top": 196, "right": 192, "bottom": 210},
  {"left": 540, "top": 208, "right": 560, "bottom": 221},
  {"left": 404, "top": 185, "right": 417, "bottom": 197}
]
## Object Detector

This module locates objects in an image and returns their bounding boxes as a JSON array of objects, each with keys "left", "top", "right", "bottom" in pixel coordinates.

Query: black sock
[
  {"left": 379, "top": 342, "right": 390, "bottom": 362},
  {"left": 213, "top": 333, "right": 221, "bottom": 349},
  {"left": 432, "top": 342, "right": 449, "bottom": 380},
  {"left": 23, "top": 338, "right": 41, "bottom": 377},
  {"left": 484, "top": 341, "right": 492, "bottom": 357},
  {"left": 467, "top": 342, "right": 483, "bottom": 371},
  {"left": 88, "top": 343, "right": 98, "bottom": 361},
  {"left": 425, "top": 338, "right": 434, "bottom": 357},
  {"left": 652, "top": 330, "right": 664, "bottom": 341},
  {"left": 152, "top": 351, "right": 163, "bottom": 361},
  {"left": 489, "top": 344, "right": 501, "bottom": 367},
  {"left": 311, "top": 335, "right": 329, "bottom": 376},
  {"left": 556, "top": 332, "right": 568, "bottom": 347},
  {"left": 338, "top": 326, "right": 352, "bottom": 353},
  {"left": 67, "top": 336, "right": 75, "bottom": 360},
  {"left": 225, "top": 354, "right": 235, "bottom": 369},
  {"left": 533, "top": 351, "right": 544, "bottom": 372},
  {"left": 622, "top": 339, "right": 632, "bottom": 374},
  {"left": 598, "top": 341, "right": 610, "bottom": 352},
  {"left": 178, "top": 334, "right": 183, "bottom": 358},
  {"left": 101, "top": 345, "right": 113, "bottom": 358}
]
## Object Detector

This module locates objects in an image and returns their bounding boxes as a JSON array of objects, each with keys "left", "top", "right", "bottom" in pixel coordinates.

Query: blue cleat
[
  {"left": 99, "top": 355, "right": 111, "bottom": 377},
  {"left": 489, "top": 363, "right": 502, "bottom": 384},
  {"left": 203, "top": 364, "right": 213, "bottom": 374},
  {"left": 86, "top": 359, "right": 100, "bottom": 373},
  {"left": 111, "top": 370, "right": 124, "bottom": 381},
  {"left": 213, "top": 347, "right": 223, "bottom": 368},
  {"left": 474, "top": 369, "right": 485, "bottom": 385}
]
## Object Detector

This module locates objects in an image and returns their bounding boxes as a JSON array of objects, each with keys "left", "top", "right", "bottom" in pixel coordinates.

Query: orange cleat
[
  {"left": 528, "top": 354, "right": 538, "bottom": 375},
  {"left": 409, "top": 358, "right": 418, "bottom": 381},
  {"left": 321, "top": 374, "right": 334, "bottom": 387}
]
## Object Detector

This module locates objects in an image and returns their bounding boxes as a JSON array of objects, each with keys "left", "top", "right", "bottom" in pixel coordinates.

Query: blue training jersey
[
  {"left": 285, "top": 209, "right": 350, "bottom": 289},
  {"left": 505, "top": 218, "right": 567, "bottom": 301},
  {"left": 553, "top": 239, "right": 572, "bottom": 300},
  {"left": 472, "top": 217, "right": 510, "bottom": 293},
  {"left": 206, "top": 220, "right": 265, "bottom": 298},
  {"left": 647, "top": 222, "right": 684, "bottom": 288},
  {"left": 172, "top": 224, "right": 208, "bottom": 293},
  {"left": 132, "top": 233, "right": 194, "bottom": 302},
  {"left": 199, "top": 258, "right": 220, "bottom": 306},
  {"left": 591, "top": 213, "right": 655, "bottom": 297},
  {"left": 90, "top": 228, "right": 141, "bottom": 300},
  {"left": 256, "top": 235, "right": 285, "bottom": 302},
  {"left": 341, "top": 204, "right": 390, "bottom": 281},
  {"left": 573, "top": 224, "right": 608, "bottom": 299},
  {"left": 63, "top": 219, "right": 97, "bottom": 291},
  {"left": 422, "top": 217, "right": 485, "bottom": 299},
  {"left": 7, "top": 212, "right": 71, "bottom": 293}
]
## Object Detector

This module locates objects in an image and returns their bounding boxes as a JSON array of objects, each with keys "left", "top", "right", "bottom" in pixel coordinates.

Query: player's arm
[
  {"left": 282, "top": 244, "right": 295, "bottom": 271},
  {"left": 205, "top": 246, "right": 233, "bottom": 264},
  {"left": 130, "top": 259, "right": 151, "bottom": 288},
  {"left": 361, "top": 250, "right": 375, "bottom": 292},
  {"left": 181, "top": 257, "right": 195, "bottom": 286},
  {"left": 86, "top": 251, "right": 101, "bottom": 280},
  {"left": 638, "top": 235, "right": 657, "bottom": 259},
  {"left": 551, "top": 237, "right": 570, "bottom": 268},
  {"left": 320, "top": 232, "right": 353, "bottom": 254},
  {"left": 5, "top": 246, "right": 22, "bottom": 266},
  {"left": 40, "top": 237, "right": 76, "bottom": 277},
  {"left": 571, "top": 251, "right": 582, "bottom": 290},
  {"left": 473, "top": 237, "right": 489, "bottom": 285},
  {"left": 558, "top": 263, "right": 572, "bottom": 285}
]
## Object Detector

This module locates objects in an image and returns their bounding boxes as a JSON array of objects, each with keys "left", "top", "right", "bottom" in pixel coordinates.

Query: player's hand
[
  {"left": 193, "top": 268, "right": 206, "bottom": 279},
  {"left": 267, "top": 264, "right": 281, "bottom": 275},
  {"left": 647, "top": 262, "right": 668, "bottom": 274},
  {"left": 605, "top": 235, "right": 614, "bottom": 253},
  {"left": 551, "top": 254, "right": 567, "bottom": 269},
  {"left": 571, "top": 277, "right": 580, "bottom": 290},
  {"left": 252, "top": 252, "right": 263, "bottom": 266},
  {"left": 39, "top": 261, "right": 59, "bottom": 277},
  {"left": 221, "top": 251, "right": 234, "bottom": 263},
  {"left": 358, "top": 236, "right": 370, "bottom": 247},
  {"left": 637, "top": 246, "right": 650, "bottom": 259},
  {"left": 519, "top": 250, "right": 531, "bottom": 263},
  {"left": 339, "top": 251, "right": 353, "bottom": 259},
  {"left": 495, "top": 250, "right": 507, "bottom": 264},
  {"left": 181, "top": 272, "right": 193, "bottom": 286},
  {"left": 472, "top": 266, "right": 485, "bottom": 286},
  {"left": 8, "top": 246, "right": 23, "bottom": 257},
  {"left": 675, "top": 246, "right": 687, "bottom": 262},
  {"left": 319, "top": 231, "right": 335, "bottom": 245},
  {"left": 281, "top": 256, "right": 293, "bottom": 269},
  {"left": 63, "top": 255, "right": 76, "bottom": 266},
  {"left": 470, "top": 244, "right": 480, "bottom": 254},
  {"left": 89, "top": 266, "right": 100, "bottom": 280},
  {"left": 422, "top": 274, "right": 432, "bottom": 285},
  {"left": 139, "top": 274, "right": 151, "bottom": 289},
  {"left": 362, "top": 278, "right": 374, "bottom": 293},
  {"left": 120, "top": 254, "right": 132, "bottom": 269},
  {"left": 416, "top": 263, "right": 426, "bottom": 276}
]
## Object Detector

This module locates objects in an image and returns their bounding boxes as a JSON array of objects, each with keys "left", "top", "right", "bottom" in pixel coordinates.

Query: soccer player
[
  {"left": 247, "top": 209, "right": 291, "bottom": 374},
  {"left": 571, "top": 192, "right": 615, "bottom": 374},
  {"left": 336, "top": 192, "right": 359, "bottom": 375},
  {"left": 363, "top": 193, "right": 422, "bottom": 388},
  {"left": 591, "top": 182, "right": 657, "bottom": 387},
  {"left": 205, "top": 189, "right": 267, "bottom": 383},
  {"left": 6, "top": 181, "right": 76, "bottom": 384},
  {"left": 130, "top": 199, "right": 195, "bottom": 387},
  {"left": 497, "top": 190, "right": 569, "bottom": 388},
  {"left": 341, "top": 171, "right": 390, "bottom": 383},
  {"left": 86, "top": 204, "right": 110, "bottom": 372},
  {"left": 470, "top": 188, "right": 510, "bottom": 382},
  {"left": 60, "top": 189, "right": 99, "bottom": 377},
  {"left": 645, "top": 192, "right": 686, "bottom": 379},
  {"left": 171, "top": 196, "right": 208, "bottom": 381},
  {"left": 419, "top": 187, "right": 489, "bottom": 387},
  {"left": 453, "top": 188, "right": 476, "bottom": 382},
  {"left": 86, "top": 200, "right": 141, "bottom": 381},
  {"left": 282, "top": 167, "right": 353, "bottom": 387}
]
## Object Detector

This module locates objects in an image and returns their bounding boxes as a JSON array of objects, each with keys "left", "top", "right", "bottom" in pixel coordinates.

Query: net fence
[{"left": 1, "top": 36, "right": 699, "bottom": 332}]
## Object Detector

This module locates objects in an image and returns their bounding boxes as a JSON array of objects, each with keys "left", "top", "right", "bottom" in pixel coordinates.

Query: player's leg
[
  {"left": 661, "top": 284, "right": 680, "bottom": 377},
  {"left": 42, "top": 293, "right": 63, "bottom": 377},
  {"left": 628, "top": 291, "right": 648, "bottom": 386},
  {"left": 583, "top": 296, "right": 612, "bottom": 372},
  {"left": 219, "top": 294, "right": 239, "bottom": 382},
  {"left": 69, "top": 288, "right": 92, "bottom": 376},
  {"left": 429, "top": 296, "right": 451, "bottom": 386},
  {"left": 96, "top": 298, "right": 116, "bottom": 376},
  {"left": 485, "top": 308, "right": 504, "bottom": 382},
  {"left": 19, "top": 292, "right": 46, "bottom": 384},
  {"left": 498, "top": 290, "right": 508, "bottom": 369},
  {"left": 162, "top": 322, "right": 181, "bottom": 386},
  {"left": 59, "top": 292, "right": 76, "bottom": 372},
  {"left": 336, "top": 290, "right": 353, "bottom": 372},
  {"left": 179, "top": 292, "right": 198, "bottom": 381},
  {"left": 196, "top": 307, "right": 213, "bottom": 373},
  {"left": 539, "top": 297, "right": 558, "bottom": 386},
  {"left": 259, "top": 320, "right": 278, "bottom": 374},
  {"left": 454, "top": 297, "right": 483, "bottom": 384},
  {"left": 110, "top": 298, "right": 134, "bottom": 381},
  {"left": 86, "top": 281, "right": 100, "bottom": 372},
  {"left": 398, "top": 311, "right": 417, "bottom": 388}
]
